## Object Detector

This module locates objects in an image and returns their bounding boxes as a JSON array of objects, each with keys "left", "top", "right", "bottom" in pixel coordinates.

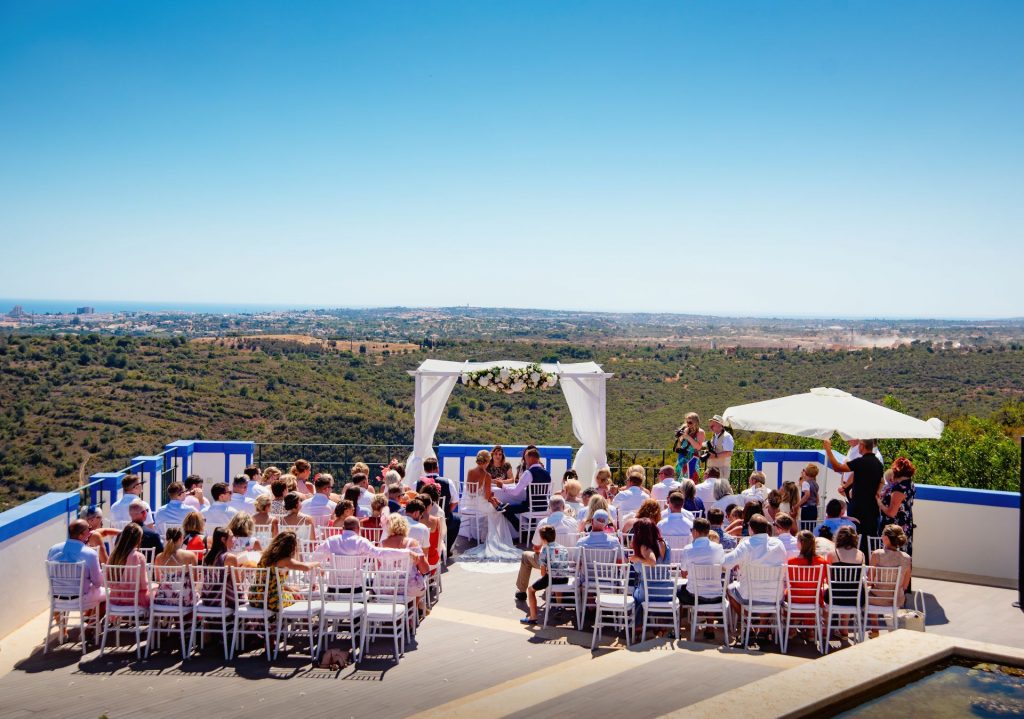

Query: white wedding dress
[{"left": 458, "top": 479, "right": 521, "bottom": 568}]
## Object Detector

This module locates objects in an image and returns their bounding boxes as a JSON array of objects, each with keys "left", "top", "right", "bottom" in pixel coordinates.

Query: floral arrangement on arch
[{"left": 461, "top": 363, "right": 558, "bottom": 393}]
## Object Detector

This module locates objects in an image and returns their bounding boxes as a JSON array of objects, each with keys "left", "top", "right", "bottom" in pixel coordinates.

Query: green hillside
[{"left": 0, "top": 333, "right": 1020, "bottom": 509}]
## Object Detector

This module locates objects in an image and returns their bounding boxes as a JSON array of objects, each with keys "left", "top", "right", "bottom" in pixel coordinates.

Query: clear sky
[{"left": 1, "top": 1, "right": 1022, "bottom": 318}]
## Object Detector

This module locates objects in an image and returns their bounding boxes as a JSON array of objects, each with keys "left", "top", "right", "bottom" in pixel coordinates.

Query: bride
[{"left": 459, "top": 449, "right": 520, "bottom": 562}]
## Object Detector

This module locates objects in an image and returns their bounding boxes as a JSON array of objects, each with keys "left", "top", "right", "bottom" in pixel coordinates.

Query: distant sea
[{"left": 0, "top": 298, "right": 326, "bottom": 315}]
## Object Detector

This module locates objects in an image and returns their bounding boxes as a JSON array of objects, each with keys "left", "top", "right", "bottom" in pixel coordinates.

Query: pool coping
[{"left": 659, "top": 630, "right": 1024, "bottom": 719}]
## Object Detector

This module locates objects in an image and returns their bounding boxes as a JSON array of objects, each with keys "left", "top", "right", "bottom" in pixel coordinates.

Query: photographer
[
  {"left": 673, "top": 412, "right": 706, "bottom": 480},
  {"left": 705, "top": 414, "right": 734, "bottom": 481}
]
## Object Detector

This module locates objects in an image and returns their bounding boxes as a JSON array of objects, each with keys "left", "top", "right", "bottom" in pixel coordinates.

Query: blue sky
[{"left": 1, "top": 1, "right": 1022, "bottom": 317}]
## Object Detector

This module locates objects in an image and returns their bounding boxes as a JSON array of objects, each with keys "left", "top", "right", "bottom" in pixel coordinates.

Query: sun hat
[{"left": 710, "top": 414, "right": 726, "bottom": 425}]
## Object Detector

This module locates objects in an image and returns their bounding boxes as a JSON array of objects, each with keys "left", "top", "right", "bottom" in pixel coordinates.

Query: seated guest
[
  {"left": 182, "top": 474, "right": 210, "bottom": 512},
  {"left": 227, "top": 512, "right": 263, "bottom": 566},
  {"left": 711, "top": 476, "right": 745, "bottom": 514},
  {"left": 79, "top": 505, "right": 117, "bottom": 564},
  {"left": 301, "top": 474, "right": 337, "bottom": 521},
  {"left": 677, "top": 517, "right": 726, "bottom": 614},
  {"left": 199, "top": 527, "right": 238, "bottom": 607},
  {"left": 130, "top": 500, "right": 164, "bottom": 553},
  {"left": 786, "top": 530, "right": 829, "bottom": 622},
  {"left": 680, "top": 479, "right": 705, "bottom": 514},
  {"left": 622, "top": 498, "right": 662, "bottom": 534},
  {"left": 577, "top": 510, "right": 620, "bottom": 549},
  {"left": 260, "top": 466, "right": 283, "bottom": 497},
  {"left": 779, "top": 479, "right": 800, "bottom": 516},
  {"left": 181, "top": 511, "right": 207, "bottom": 553},
  {"left": 47, "top": 520, "right": 106, "bottom": 609},
  {"left": 249, "top": 532, "right": 320, "bottom": 611},
  {"left": 774, "top": 513, "right": 798, "bottom": 557},
  {"left": 360, "top": 494, "right": 389, "bottom": 530},
  {"left": 532, "top": 496, "right": 578, "bottom": 548},
  {"left": 420, "top": 471, "right": 460, "bottom": 555},
  {"left": 520, "top": 525, "right": 569, "bottom": 625},
  {"left": 825, "top": 526, "right": 865, "bottom": 615},
  {"left": 706, "top": 507, "right": 737, "bottom": 550},
  {"left": 594, "top": 466, "right": 617, "bottom": 500},
  {"left": 560, "top": 476, "right": 585, "bottom": 517},
  {"left": 330, "top": 500, "right": 356, "bottom": 528},
  {"left": 815, "top": 499, "right": 858, "bottom": 537},
  {"left": 722, "top": 514, "right": 787, "bottom": 614},
  {"left": 277, "top": 492, "right": 316, "bottom": 536},
  {"left": 386, "top": 484, "right": 405, "bottom": 513},
  {"left": 202, "top": 482, "right": 239, "bottom": 533},
  {"left": 815, "top": 525, "right": 836, "bottom": 557},
  {"left": 351, "top": 471, "right": 376, "bottom": 515},
  {"left": 650, "top": 465, "right": 681, "bottom": 502},
  {"left": 725, "top": 500, "right": 764, "bottom": 538},
  {"left": 315, "top": 516, "right": 382, "bottom": 561},
  {"left": 251, "top": 494, "right": 276, "bottom": 530},
  {"left": 420, "top": 484, "right": 447, "bottom": 552},
  {"left": 397, "top": 498, "right": 431, "bottom": 549},
  {"left": 228, "top": 475, "right": 255, "bottom": 513},
  {"left": 694, "top": 467, "right": 720, "bottom": 507},
  {"left": 110, "top": 474, "right": 152, "bottom": 526},
  {"left": 629, "top": 518, "right": 672, "bottom": 619},
  {"left": 657, "top": 492, "right": 694, "bottom": 543},
  {"left": 269, "top": 478, "right": 289, "bottom": 516},
  {"left": 764, "top": 489, "right": 782, "bottom": 523},
  {"left": 612, "top": 466, "right": 650, "bottom": 517},
  {"left": 343, "top": 486, "right": 365, "bottom": 517},
  {"left": 869, "top": 524, "right": 912, "bottom": 607},
  {"left": 379, "top": 514, "right": 429, "bottom": 602},
  {"left": 243, "top": 465, "right": 271, "bottom": 500},
  {"left": 107, "top": 523, "right": 151, "bottom": 609},
  {"left": 418, "top": 492, "right": 443, "bottom": 567},
  {"left": 154, "top": 482, "right": 193, "bottom": 528},
  {"left": 578, "top": 494, "right": 614, "bottom": 532},
  {"left": 741, "top": 471, "right": 769, "bottom": 502},
  {"left": 154, "top": 526, "right": 199, "bottom": 606}
]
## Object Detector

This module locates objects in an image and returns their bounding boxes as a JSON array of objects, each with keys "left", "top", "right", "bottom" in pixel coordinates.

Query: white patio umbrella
[{"left": 722, "top": 387, "right": 944, "bottom": 440}]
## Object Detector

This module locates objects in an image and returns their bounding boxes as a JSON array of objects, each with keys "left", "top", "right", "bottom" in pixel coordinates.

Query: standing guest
[
  {"left": 878, "top": 458, "right": 917, "bottom": 555},
  {"left": 612, "top": 466, "right": 650, "bottom": 518},
  {"left": 277, "top": 492, "right": 316, "bottom": 536},
  {"left": 651, "top": 465, "right": 681, "bottom": 502},
  {"left": 182, "top": 474, "right": 210, "bottom": 512},
  {"left": 291, "top": 459, "right": 315, "bottom": 497},
  {"left": 577, "top": 510, "right": 620, "bottom": 549},
  {"left": 741, "top": 471, "right": 769, "bottom": 502},
  {"left": 301, "top": 474, "right": 337, "bottom": 521},
  {"left": 695, "top": 467, "right": 720, "bottom": 507},
  {"left": 79, "top": 505, "right": 117, "bottom": 564},
  {"left": 227, "top": 475, "right": 255, "bottom": 513},
  {"left": 673, "top": 413, "right": 706, "bottom": 480},
  {"left": 774, "top": 513, "right": 798, "bottom": 557},
  {"left": 181, "top": 511, "right": 207, "bottom": 553},
  {"left": 705, "top": 507, "right": 737, "bottom": 550},
  {"left": 560, "top": 477, "right": 585, "bottom": 517},
  {"left": 130, "top": 500, "right": 164, "bottom": 553},
  {"left": 594, "top": 466, "right": 617, "bottom": 499},
  {"left": 705, "top": 415, "right": 735, "bottom": 481},
  {"left": 722, "top": 514, "right": 787, "bottom": 614},
  {"left": 419, "top": 459, "right": 461, "bottom": 553},
  {"left": 47, "top": 520, "right": 106, "bottom": 609},
  {"left": 154, "top": 482, "right": 193, "bottom": 528},
  {"left": 330, "top": 500, "right": 356, "bottom": 528},
  {"left": 869, "top": 525, "right": 913, "bottom": 606},
  {"left": 493, "top": 447, "right": 548, "bottom": 533},
  {"left": 657, "top": 492, "right": 694, "bottom": 542},
  {"left": 360, "top": 495, "right": 389, "bottom": 530},
  {"left": 110, "top": 474, "right": 152, "bottom": 526},
  {"left": 779, "top": 480, "right": 800, "bottom": 517},
  {"left": 622, "top": 498, "right": 663, "bottom": 534},
  {"left": 520, "top": 525, "right": 569, "bottom": 625},
  {"left": 680, "top": 479, "right": 706, "bottom": 514},
  {"left": 825, "top": 438, "right": 884, "bottom": 552},
  {"left": 797, "top": 464, "right": 821, "bottom": 524},
  {"left": 269, "top": 478, "right": 289, "bottom": 517},
  {"left": 386, "top": 485, "right": 405, "bottom": 513},
  {"left": 107, "top": 523, "right": 151, "bottom": 609},
  {"left": 202, "top": 482, "right": 239, "bottom": 534}
]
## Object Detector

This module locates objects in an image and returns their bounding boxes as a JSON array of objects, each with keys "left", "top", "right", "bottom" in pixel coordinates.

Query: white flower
[
  {"left": 462, "top": 373, "right": 471, "bottom": 385},
  {"left": 499, "top": 368, "right": 511, "bottom": 380},
  {"left": 479, "top": 376, "right": 490, "bottom": 387},
  {"left": 512, "top": 381, "right": 526, "bottom": 392},
  {"left": 488, "top": 384, "right": 498, "bottom": 392},
  {"left": 531, "top": 372, "right": 541, "bottom": 383},
  {"left": 545, "top": 377, "right": 557, "bottom": 387}
]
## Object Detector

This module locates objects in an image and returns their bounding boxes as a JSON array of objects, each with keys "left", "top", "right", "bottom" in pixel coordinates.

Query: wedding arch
[{"left": 406, "top": 359, "right": 613, "bottom": 487}]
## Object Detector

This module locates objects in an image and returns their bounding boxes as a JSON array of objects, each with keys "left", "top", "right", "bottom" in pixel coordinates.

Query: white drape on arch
[{"left": 405, "top": 359, "right": 611, "bottom": 487}]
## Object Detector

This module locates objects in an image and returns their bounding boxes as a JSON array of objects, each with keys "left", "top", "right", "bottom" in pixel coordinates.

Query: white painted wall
[
  {"left": 0, "top": 514, "right": 69, "bottom": 639},
  {"left": 190, "top": 452, "right": 250, "bottom": 499},
  {"left": 913, "top": 498, "right": 1018, "bottom": 587}
]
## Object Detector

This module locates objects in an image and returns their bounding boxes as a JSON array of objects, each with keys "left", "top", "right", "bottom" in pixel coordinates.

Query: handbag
[{"left": 897, "top": 590, "right": 926, "bottom": 632}]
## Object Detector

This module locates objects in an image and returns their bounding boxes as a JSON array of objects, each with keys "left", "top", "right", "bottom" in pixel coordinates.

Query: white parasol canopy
[{"left": 723, "top": 387, "right": 944, "bottom": 441}]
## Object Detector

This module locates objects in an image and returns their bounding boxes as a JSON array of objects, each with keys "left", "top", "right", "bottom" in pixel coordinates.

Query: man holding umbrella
[{"left": 823, "top": 438, "right": 884, "bottom": 551}]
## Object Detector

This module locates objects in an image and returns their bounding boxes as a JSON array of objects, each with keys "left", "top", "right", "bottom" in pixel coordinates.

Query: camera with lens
[{"left": 675, "top": 425, "right": 686, "bottom": 438}]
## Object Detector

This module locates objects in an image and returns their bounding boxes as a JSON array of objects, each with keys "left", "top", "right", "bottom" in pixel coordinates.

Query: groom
[{"left": 494, "top": 446, "right": 549, "bottom": 535}]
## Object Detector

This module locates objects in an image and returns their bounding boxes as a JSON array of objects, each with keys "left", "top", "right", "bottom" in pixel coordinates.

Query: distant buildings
[
  {"left": 76, "top": 306, "right": 95, "bottom": 315},
  {"left": 8, "top": 305, "right": 25, "bottom": 317}
]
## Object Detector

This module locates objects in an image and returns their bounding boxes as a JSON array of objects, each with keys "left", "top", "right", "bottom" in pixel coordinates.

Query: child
[
  {"left": 520, "top": 525, "right": 569, "bottom": 625},
  {"left": 815, "top": 499, "right": 858, "bottom": 537}
]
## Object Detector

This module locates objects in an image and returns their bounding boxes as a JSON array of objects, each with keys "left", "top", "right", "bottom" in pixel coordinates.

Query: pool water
[{"left": 834, "top": 659, "right": 1024, "bottom": 718}]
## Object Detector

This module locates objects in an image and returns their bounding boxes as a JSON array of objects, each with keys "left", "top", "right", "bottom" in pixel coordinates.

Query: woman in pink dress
[{"left": 108, "top": 523, "right": 151, "bottom": 608}]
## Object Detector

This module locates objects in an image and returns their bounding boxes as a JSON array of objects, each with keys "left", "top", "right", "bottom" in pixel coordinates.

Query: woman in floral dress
[{"left": 878, "top": 457, "right": 917, "bottom": 555}]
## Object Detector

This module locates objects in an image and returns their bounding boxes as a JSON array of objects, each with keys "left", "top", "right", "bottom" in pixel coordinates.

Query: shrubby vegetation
[{"left": 0, "top": 333, "right": 1020, "bottom": 509}]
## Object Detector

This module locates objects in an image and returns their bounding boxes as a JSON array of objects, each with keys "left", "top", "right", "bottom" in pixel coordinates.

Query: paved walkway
[{"left": 0, "top": 561, "right": 1019, "bottom": 719}]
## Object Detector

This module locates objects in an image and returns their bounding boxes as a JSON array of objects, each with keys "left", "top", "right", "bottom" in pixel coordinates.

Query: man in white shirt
[
  {"left": 314, "top": 516, "right": 382, "bottom": 562},
  {"left": 650, "top": 465, "right": 681, "bottom": 502},
  {"left": 302, "top": 474, "right": 337, "bottom": 520},
  {"left": 400, "top": 498, "right": 431, "bottom": 549},
  {"left": 182, "top": 474, "right": 209, "bottom": 512},
  {"left": 244, "top": 465, "right": 271, "bottom": 500},
  {"left": 740, "top": 471, "right": 769, "bottom": 503},
  {"left": 657, "top": 492, "right": 695, "bottom": 540},
  {"left": 227, "top": 475, "right": 255, "bottom": 513},
  {"left": 706, "top": 415, "right": 735, "bottom": 481},
  {"left": 202, "top": 482, "right": 239, "bottom": 534},
  {"left": 774, "top": 513, "right": 798, "bottom": 557},
  {"left": 611, "top": 466, "right": 649, "bottom": 517},
  {"left": 677, "top": 517, "right": 727, "bottom": 606},
  {"left": 153, "top": 482, "right": 193, "bottom": 528},
  {"left": 350, "top": 473, "right": 376, "bottom": 515},
  {"left": 109, "top": 474, "right": 152, "bottom": 526},
  {"left": 531, "top": 496, "right": 577, "bottom": 548},
  {"left": 722, "top": 514, "right": 787, "bottom": 611},
  {"left": 694, "top": 467, "right": 720, "bottom": 507}
]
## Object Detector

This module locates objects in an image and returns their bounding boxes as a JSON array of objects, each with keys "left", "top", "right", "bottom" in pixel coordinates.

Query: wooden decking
[{"left": 0, "top": 560, "right": 1020, "bottom": 719}]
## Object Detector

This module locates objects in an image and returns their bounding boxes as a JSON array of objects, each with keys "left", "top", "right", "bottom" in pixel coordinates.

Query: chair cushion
[
  {"left": 365, "top": 603, "right": 405, "bottom": 618},
  {"left": 597, "top": 594, "right": 636, "bottom": 608},
  {"left": 321, "top": 601, "right": 365, "bottom": 617},
  {"left": 280, "top": 601, "right": 321, "bottom": 617},
  {"left": 235, "top": 605, "right": 274, "bottom": 619}
]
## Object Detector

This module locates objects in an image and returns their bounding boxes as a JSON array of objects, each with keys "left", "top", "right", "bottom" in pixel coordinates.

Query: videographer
[
  {"left": 673, "top": 412, "right": 706, "bottom": 480},
  {"left": 705, "top": 414, "right": 734, "bottom": 481}
]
